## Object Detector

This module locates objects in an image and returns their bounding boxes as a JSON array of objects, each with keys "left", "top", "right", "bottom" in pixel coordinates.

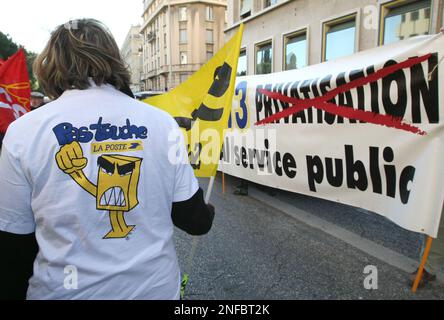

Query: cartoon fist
[{"left": 55, "top": 141, "right": 88, "bottom": 174}]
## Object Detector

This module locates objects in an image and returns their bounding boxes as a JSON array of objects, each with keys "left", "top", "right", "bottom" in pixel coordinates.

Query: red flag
[{"left": 0, "top": 48, "right": 31, "bottom": 133}]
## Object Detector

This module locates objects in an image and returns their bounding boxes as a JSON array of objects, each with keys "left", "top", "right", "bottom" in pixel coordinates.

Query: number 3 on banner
[{"left": 228, "top": 81, "right": 248, "bottom": 130}]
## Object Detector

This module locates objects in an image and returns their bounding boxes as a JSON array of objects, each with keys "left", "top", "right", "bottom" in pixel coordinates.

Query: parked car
[{"left": 134, "top": 91, "right": 164, "bottom": 101}]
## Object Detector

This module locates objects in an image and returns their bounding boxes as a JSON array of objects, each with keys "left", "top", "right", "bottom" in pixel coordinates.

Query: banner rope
[{"left": 428, "top": 55, "right": 444, "bottom": 81}]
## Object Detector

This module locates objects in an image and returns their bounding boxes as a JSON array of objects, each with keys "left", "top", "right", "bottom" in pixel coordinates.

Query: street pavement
[{"left": 174, "top": 175, "right": 444, "bottom": 300}]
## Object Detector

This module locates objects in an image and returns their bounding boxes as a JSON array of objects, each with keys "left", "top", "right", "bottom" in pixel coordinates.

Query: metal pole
[{"left": 168, "top": 0, "right": 173, "bottom": 90}]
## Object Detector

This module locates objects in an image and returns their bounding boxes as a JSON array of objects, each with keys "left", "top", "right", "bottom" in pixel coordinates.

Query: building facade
[
  {"left": 140, "top": 0, "right": 228, "bottom": 91},
  {"left": 121, "top": 25, "right": 143, "bottom": 92},
  {"left": 225, "top": 0, "right": 444, "bottom": 76}
]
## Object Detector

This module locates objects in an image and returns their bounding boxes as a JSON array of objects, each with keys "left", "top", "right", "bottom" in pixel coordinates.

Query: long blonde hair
[{"left": 33, "top": 19, "right": 131, "bottom": 99}]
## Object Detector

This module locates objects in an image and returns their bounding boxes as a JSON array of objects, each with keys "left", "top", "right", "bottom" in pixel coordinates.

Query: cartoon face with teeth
[
  {"left": 55, "top": 141, "right": 143, "bottom": 239},
  {"left": 96, "top": 155, "right": 141, "bottom": 211}
]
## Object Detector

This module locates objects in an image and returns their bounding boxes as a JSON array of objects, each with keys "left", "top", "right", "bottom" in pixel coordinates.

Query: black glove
[{"left": 172, "top": 188, "right": 215, "bottom": 235}]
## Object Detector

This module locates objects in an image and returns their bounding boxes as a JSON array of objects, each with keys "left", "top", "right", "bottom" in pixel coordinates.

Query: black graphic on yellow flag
[
  {"left": 55, "top": 141, "right": 142, "bottom": 239},
  {"left": 144, "top": 24, "right": 244, "bottom": 177}
]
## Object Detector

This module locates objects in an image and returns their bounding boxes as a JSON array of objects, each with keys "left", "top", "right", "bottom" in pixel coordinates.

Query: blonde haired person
[{"left": 0, "top": 19, "right": 214, "bottom": 300}]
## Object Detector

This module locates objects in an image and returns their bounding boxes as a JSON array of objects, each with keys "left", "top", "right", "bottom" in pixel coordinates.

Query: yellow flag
[{"left": 144, "top": 24, "right": 244, "bottom": 177}]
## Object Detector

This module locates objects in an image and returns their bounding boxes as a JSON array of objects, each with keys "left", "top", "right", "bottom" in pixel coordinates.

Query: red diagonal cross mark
[{"left": 255, "top": 53, "right": 433, "bottom": 136}]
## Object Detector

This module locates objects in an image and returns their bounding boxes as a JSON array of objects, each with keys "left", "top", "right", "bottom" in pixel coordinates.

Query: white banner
[{"left": 220, "top": 34, "right": 444, "bottom": 237}]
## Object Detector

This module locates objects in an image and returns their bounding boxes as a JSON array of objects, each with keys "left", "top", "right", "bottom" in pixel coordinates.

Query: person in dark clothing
[{"left": 233, "top": 178, "right": 249, "bottom": 196}]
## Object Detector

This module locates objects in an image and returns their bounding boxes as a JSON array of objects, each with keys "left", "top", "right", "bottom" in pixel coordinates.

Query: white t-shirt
[{"left": 0, "top": 83, "right": 198, "bottom": 299}]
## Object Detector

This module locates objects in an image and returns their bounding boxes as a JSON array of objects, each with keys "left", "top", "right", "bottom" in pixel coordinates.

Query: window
[
  {"left": 255, "top": 41, "right": 272, "bottom": 75},
  {"left": 322, "top": 14, "right": 356, "bottom": 62},
  {"left": 206, "top": 29, "right": 213, "bottom": 43},
  {"left": 180, "top": 29, "right": 187, "bottom": 43},
  {"left": 380, "top": 0, "right": 431, "bottom": 45},
  {"left": 180, "top": 52, "right": 187, "bottom": 64},
  {"left": 206, "top": 6, "right": 214, "bottom": 21},
  {"left": 237, "top": 49, "right": 247, "bottom": 76},
  {"left": 164, "top": 33, "right": 167, "bottom": 48},
  {"left": 206, "top": 51, "right": 213, "bottom": 61},
  {"left": 180, "top": 74, "right": 189, "bottom": 83},
  {"left": 240, "top": 0, "right": 252, "bottom": 19},
  {"left": 179, "top": 7, "right": 187, "bottom": 21},
  {"left": 264, "top": 0, "right": 277, "bottom": 8},
  {"left": 283, "top": 30, "right": 307, "bottom": 70}
]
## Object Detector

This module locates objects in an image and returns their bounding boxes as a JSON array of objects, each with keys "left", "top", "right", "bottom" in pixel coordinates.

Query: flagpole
[
  {"left": 205, "top": 176, "right": 215, "bottom": 204},
  {"left": 412, "top": 236, "right": 433, "bottom": 293},
  {"left": 151, "top": 24, "right": 243, "bottom": 298}
]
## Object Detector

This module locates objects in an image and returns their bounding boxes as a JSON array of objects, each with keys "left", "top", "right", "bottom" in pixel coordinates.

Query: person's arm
[
  {"left": 0, "top": 231, "right": 38, "bottom": 300},
  {"left": 168, "top": 119, "right": 215, "bottom": 235},
  {"left": 172, "top": 187, "right": 215, "bottom": 235},
  {"left": 0, "top": 132, "right": 37, "bottom": 300}
]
